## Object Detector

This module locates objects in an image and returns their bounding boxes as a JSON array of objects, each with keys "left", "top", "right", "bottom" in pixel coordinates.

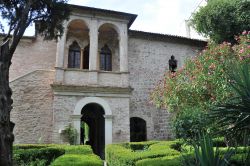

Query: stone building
[{"left": 9, "top": 5, "right": 206, "bottom": 157}]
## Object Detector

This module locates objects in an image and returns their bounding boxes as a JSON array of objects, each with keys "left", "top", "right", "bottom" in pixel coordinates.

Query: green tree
[
  {"left": 0, "top": 1, "right": 70, "bottom": 165},
  {"left": 191, "top": 0, "right": 250, "bottom": 43}
]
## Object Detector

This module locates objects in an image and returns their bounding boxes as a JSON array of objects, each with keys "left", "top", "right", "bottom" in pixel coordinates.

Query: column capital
[
  {"left": 71, "top": 115, "right": 81, "bottom": 120},
  {"left": 104, "top": 115, "right": 113, "bottom": 120}
]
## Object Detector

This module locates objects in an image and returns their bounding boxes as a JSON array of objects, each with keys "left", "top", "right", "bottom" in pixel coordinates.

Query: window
[
  {"left": 68, "top": 41, "right": 81, "bottom": 68},
  {"left": 100, "top": 44, "right": 112, "bottom": 71},
  {"left": 83, "top": 45, "right": 89, "bottom": 69}
]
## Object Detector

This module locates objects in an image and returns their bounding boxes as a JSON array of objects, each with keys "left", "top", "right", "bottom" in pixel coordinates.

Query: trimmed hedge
[
  {"left": 135, "top": 155, "right": 182, "bottom": 166},
  {"left": 13, "top": 144, "right": 102, "bottom": 166},
  {"left": 13, "top": 147, "right": 65, "bottom": 166},
  {"left": 106, "top": 140, "right": 250, "bottom": 166},
  {"left": 50, "top": 154, "right": 103, "bottom": 166},
  {"left": 106, "top": 141, "right": 181, "bottom": 166},
  {"left": 50, "top": 145, "right": 103, "bottom": 166}
]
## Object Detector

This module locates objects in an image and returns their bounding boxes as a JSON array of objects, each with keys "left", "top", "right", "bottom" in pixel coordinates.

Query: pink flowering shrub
[
  {"left": 151, "top": 31, "right": 250, "bottom": 113},
  {"left": 151, "top": 31, "right": 250, "bottom": 140}
]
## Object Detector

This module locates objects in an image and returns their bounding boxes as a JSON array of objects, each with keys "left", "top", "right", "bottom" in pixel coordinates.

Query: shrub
[
  {"left": 106, "top": 140, "right": 249, "bottom": 166},
  {"left": 13, "top": 147, "right": 65, "bottom": 166},
  {"left": 50, "top": 154, "right": 103, "bottom": 166},
  {"left": 63, "top": 123, "right": 78, "bottom": 145},
  {"left": 13, "top": 144, "right": 95, "bottom": 166},
  {"left": 13, "top": 144, "right": 51, "bottom": 150},
  {"left": 172, "top": 108, "right": 209, "bottom": 142},
  {"left": 135, "top": 155, "right": 182, "bottom": 166},
  {"left": 106, "top": 141, "right": 181, "bottom": 166},
  {"left": 56, "top": 145, "right": 93, "bottom": 155}
]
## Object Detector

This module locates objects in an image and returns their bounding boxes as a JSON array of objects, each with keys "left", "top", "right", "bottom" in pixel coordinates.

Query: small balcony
[{"left": 55, "top": 68, "right": 129, "bottom": 88}]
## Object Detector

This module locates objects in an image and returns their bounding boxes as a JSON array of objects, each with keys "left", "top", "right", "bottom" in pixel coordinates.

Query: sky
[
  {"left": 68, "top": 0, "right": 207, "bottom": 39},
  {"left": 21, "top": 0, "right": 206, "bottom": 39}
]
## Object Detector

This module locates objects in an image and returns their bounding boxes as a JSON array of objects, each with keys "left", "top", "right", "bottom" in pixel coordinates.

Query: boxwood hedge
[
  {"left": 106, "top": 141, "right": 181, "bottom": 166},
  {"left": 106, "top": 140, "right": 249, "bottom": 166},
  {"left": 13, "top": 144, "right": 102, "bottom": 166}
]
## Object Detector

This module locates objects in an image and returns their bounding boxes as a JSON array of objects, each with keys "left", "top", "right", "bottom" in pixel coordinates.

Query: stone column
[
  {"left": 71, "top": 115, "right": 82, "bottom": 144},
  {"left": 104, "top": 115, "right": 113, "bottom": 145},
  {"left": 88, "top": 20, "right": 98, "bottom": 84},
  {"left": 119, "top": 25, "right": 128, "bottom": 72},
  {"left": 55, "top": 28, "right": 67, "bottom": 83},
  {"left": 89, "top": 20, "right": 98, "bottom": 71}
]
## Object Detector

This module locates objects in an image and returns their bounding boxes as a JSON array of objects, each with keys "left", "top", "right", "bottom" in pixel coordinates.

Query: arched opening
[
  {"left": 98, "top": 23, "right": 119, "bottom": 71},
  {"left": 66, "top": 19, "right": 89, "bottom": 69},
  {"left": 130, "top": 117, "right": 147, "bottom": 142},
  {"left": 81, "top": 103, "right": 105, "bottom": 159}
]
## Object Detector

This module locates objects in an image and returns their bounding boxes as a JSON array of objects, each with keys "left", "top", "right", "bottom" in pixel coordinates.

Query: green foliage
[
  {"left": 191, "top": 0, "right": 250, "bottom": 43},
  {"left": 13, "top": 144, "right": 52, "bottom": 150},
  {"left": 50, "top": 154, "right": 103, "bottom": 166},
  {"left": 152, "top": 32, "right": 250, "bottom": 140},
  {"left": 60, "top": 145, "right": 93, "bottom": 155},
  {"left": 50, "top": 145, "right": 102, "bottom": 166},
  {"left": 135, "top": 155, "right": 182, "bottom": 166},
  {"left": 13, "top": 147, "right": 65, "bottom": 166},
  {"left": 0, "top": 0, "right": 70, "bottom": 40},
  {"left": 210, "top": 62, "right": 250, "bottom": 140},
  {"left": 106, "top": 140, "right": 249, "bottom": 166},
  {"left": 106, "top": 141, "right": 181, "bottom": 166},
  {"left": 13, "top": 144, "right": 96, "bottom": 166},
  {"left": 172, "top": 108, "right": 209, "bottom": 142},
  {"left": 63, "top": 123, "right": 78, "bottom": 145},
  {"left": 185, "top": 133, "right": 234, "bottom": 166}
]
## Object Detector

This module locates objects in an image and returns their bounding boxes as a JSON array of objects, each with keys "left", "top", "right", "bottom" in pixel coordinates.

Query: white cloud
[{"left": 22, "top": 0, "right": 207, "bottom": 39}]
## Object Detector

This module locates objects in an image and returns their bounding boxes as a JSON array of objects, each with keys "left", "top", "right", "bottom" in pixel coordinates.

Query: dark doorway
[
  {"left": 81, "top": 104, "right": 105, "bottom": 159},
  {"left": 83, "top": 45, "right": 89, "bottom": 69},
  {"left": 130, "top": 117, "right": 147, "bottom": 142}
]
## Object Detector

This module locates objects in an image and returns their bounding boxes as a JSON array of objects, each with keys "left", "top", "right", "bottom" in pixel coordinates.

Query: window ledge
[{"left": 56, "top": 67, "right": 129, "bottom": 74}]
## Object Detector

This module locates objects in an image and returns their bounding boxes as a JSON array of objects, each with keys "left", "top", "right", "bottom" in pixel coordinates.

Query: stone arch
[
  {"left": 72, "top": 97, "right": 112, "bottom": 146},
  {"left": 66, "top": 18, "right": 90, "bottom": 30},
  {"left": 74, "top": 97, "right": 112, "bottom": 115},
  {"left": 98, "top": 22, "right": 120, "bottom": 36}
]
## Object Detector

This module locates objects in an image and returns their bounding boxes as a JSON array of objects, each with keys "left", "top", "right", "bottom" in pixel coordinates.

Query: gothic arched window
[
  {"left": 100, "top": 44, "right": 112, "bottom": 71},
  {"left": 68, "top": 41, "right": 81, "bottom": 68}
]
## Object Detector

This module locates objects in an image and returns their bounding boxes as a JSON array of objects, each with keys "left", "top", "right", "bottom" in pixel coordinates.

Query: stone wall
[
  {"left": 52, "top": 93, "right": 130, "bottom": 144},
  {"left": 10, "top": 70, "right": 54, "bottom": 144},
  {"left": 128, "top": 37, "right": 203, "bottom": 140},
  {"left": 9, "top": 36, "right": 57, "bottom": 81}
]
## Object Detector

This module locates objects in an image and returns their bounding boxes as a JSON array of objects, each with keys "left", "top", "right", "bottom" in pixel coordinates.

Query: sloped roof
[
  {"left": 129, "top": 30, "right": 207, "bottom": 46},
  {"left": 69, "top": 4, "right": 137, "bottom": 28}
]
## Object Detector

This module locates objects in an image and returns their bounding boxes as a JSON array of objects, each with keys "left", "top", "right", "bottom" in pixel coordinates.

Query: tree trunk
[{"left": 0, "top": 40, "right": 15, "bottom": 166}]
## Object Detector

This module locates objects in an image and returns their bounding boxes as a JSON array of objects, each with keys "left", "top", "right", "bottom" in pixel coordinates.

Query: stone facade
[
  {"left": 9, "top": 5, "right": 206, "bottom": 146},
  {"left": 10, "top": 70, "right": 54, "bottom": 143}
]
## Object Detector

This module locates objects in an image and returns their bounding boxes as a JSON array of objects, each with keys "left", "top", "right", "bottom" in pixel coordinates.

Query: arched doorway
[
  {"left": 72, "top": 97, "right": 113, "bottom": 159},
  {"left": 130, "top": 117, "right": 147, "bottom": 142},
  {"left": 81, "top": 103, "right": 105, "bottom": 159}
]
